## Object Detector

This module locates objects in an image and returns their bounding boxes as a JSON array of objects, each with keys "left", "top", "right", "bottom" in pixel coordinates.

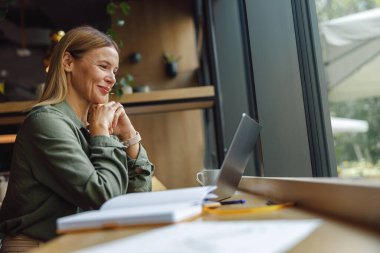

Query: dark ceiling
[
  {"left": 0, "top": 0, "right": 113, "bottom": 103},
  {"left": 4, "top": 0, "right": 111, "bottom": 31}
]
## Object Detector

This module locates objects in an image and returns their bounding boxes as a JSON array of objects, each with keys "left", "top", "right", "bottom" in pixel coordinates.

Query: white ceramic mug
[{"left": 196, "top": 169, "right": 220, "bottom": 186}]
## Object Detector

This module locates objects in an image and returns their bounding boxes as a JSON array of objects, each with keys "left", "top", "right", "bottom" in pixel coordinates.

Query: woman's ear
[{"left": 62, "top": 52, "right": 74, "bottom": 72}]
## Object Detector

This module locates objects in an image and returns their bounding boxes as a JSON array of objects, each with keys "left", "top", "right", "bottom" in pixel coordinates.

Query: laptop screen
[{"left": 213, "top": 113, "right": 262, "bottom": 201}]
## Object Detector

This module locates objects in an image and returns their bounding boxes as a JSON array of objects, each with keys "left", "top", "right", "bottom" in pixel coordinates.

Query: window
[{"left": 314, "top": 0, "right": 380, "bottom": 178}]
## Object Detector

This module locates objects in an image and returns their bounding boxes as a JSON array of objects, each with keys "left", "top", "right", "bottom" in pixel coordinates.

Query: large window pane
[{"left": 315, "top": 0, "right": 380, "bottom": 178}]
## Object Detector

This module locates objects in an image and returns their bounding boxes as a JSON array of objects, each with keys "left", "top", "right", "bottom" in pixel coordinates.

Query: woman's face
[{"left": 64, "top": 46, "right": 119, "bottom": 105}]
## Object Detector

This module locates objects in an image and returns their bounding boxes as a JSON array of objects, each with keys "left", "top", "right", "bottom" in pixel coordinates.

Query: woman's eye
[{"left": 99, "top": 65, "right": 107, "bottom": 69}]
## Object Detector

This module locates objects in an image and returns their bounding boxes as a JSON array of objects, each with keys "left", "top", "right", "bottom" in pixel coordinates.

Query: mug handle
[{"left": 196, "top": 172, "right": 205, "bottom": 186}]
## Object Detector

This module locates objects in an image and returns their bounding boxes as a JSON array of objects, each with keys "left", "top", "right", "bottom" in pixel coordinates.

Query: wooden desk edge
[{"left": 238, "top": 176, "right": 380, "bottom": 229}]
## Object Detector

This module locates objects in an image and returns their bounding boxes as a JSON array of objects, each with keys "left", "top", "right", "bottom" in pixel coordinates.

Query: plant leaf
[
  {"left": 118, "top": 39, "right": 124, "bottom": 48},
  {"left": 119, "top": 77, "right": 127, "bottom": 86},
  {"left": 120, "top": 2, "right": 131, "bottom": 16},
  {"left": 116, "top": 19, "right": 125, "bottom": 27},
  {"left": 126, "top": 74, "right": 134, "bottom": 83},
  {"left": 116, "top": 88, "right": 123, "bottom": 97},
  {"left": 106, "top": 28, "right": 116, "bottom": 39},
  {"left": 106, "top": 2, "right": 117, "bottom": 16},
  {"left": 0, "top": 10, "right": 7, "bottom": 21}
]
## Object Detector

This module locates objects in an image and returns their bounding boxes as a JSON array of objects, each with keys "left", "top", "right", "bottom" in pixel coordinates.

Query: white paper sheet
[
  {"left": 75, "top": 220, "right": 321, "bottom": 253},
  {"left": 101, "top": 186, "right": 216, "bottom": 210}
]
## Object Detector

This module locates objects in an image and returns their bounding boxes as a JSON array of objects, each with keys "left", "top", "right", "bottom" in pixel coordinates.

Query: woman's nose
[{"left": 105, "top": 72, "right": 116, "bottom": 84}]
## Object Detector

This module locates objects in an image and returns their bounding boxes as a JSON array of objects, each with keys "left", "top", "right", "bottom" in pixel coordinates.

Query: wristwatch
[{"left": 121, "top": 131, "right": 141, "bottom": 148}]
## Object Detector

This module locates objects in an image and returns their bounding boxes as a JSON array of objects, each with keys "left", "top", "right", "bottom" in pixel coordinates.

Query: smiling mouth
[{"left": 98, "top": 86, "right": 110, "bottom": 95}]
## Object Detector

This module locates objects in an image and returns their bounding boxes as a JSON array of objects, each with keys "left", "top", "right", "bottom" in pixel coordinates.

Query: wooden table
[{"left": 31, "top": 178, "right": 380, "bottom": 253}]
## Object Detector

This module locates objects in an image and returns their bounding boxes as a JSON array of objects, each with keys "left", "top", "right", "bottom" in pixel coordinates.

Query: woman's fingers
[
  {"left": 112, "top": 105, "right": 125, "bottom": 128},
  {"left": 89, "top": 102, "right": 117, "bottom": 128},
  {"left": 90, "top": 102, "right": 130, "bottom": 136}
]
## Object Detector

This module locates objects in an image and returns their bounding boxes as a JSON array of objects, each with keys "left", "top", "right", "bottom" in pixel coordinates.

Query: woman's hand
[
  {"left": 89, "top": 102, "right": 140, "bottom": 158},
  {"left": 110, "top": 103, "right": 136, "bottom": 139},
  {"left": 111, "top": 103, "right": 140, "bottom": 158},
  {"left": 88, "top": 101, "right": 120, "bottom": 137}
]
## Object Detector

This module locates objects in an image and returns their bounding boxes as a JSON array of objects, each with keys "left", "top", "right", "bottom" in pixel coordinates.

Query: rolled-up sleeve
[{"left": 126, "top": 145, "right": 154, "bottom": 193}]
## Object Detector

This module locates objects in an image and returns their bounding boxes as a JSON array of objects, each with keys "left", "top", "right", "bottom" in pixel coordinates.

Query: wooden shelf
[
  {"left": 0, "top": 134, "right": 16, "bottom": 144},
  {"left": 111, "top": 86, "right": 214, "bottom": 104},
  {"left": 0, "top": 86, "right": 215, "bottom": 125}
]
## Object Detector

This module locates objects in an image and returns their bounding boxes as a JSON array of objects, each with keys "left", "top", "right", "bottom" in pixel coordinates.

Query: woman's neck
[{"left": 65, "top": 94, "right": 90, "bottom": 125}]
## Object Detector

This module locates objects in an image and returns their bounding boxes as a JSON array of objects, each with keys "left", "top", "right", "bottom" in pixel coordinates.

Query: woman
[{"left": 0, "top": 26, "right": 154, "bottom": 251}]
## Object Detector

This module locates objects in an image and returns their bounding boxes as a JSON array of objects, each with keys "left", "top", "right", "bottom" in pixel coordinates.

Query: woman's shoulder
[
  {"left": 19, "top": 105, "right": 78, "bottom": 137},
  {"left": 26, "top": 104, "right": 65, "bottom": 121},
  {"left": 22, "top": 104, "right": 74, "bottom": 131},
  {"left": 23, "top": 102, "right": 85, "bottom": 134}
]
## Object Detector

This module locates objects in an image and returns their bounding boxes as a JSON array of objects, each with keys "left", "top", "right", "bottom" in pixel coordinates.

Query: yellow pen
[{"left": 203, "top": 202, "right": 294, "bottom": 215}]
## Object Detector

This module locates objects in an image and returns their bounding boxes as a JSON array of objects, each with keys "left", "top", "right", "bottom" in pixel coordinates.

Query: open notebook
[{"left": 57, "top": 186, "right": 216, "bottom": 233}]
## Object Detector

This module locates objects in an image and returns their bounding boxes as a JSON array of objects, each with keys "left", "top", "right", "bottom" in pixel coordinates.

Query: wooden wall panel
[
  {"left": 114, "top": 0, "right": 199, "bottom": 90},
  {"left": 130, "top": 110, "right": 205, "bottom": 189},
  {"left": 114, "top": 0, "right": 206, "bottom": 188},
  {"left": 0, "top": 0, "right": 208, "bottom": 189}
]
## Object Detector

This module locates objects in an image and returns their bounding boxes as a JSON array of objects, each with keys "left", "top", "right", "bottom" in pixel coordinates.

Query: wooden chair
[{"left": 152, "top": 176, "right": 167, "bottom": 191}]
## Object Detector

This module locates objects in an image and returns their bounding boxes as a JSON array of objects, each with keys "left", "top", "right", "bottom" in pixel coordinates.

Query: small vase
[
  {"left": 165, "top": 62, "right": 177, "bottom": 78},
  {"left": 122, "top": 85, "right": 133, "bottom": 94}
]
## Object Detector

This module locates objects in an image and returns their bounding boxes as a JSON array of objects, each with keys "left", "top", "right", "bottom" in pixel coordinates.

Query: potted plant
[
  {"left": 163, "top": 53, "right": 181, "bottom": 78},
  {"left": 106, "top": 1, "right": 136, "bottom": 97},
  {"left": 106, "top": 1, "right": 131, "bottom": 47},
  {"left": 112, "top": 72, "right": 134, "bottom": 97}
]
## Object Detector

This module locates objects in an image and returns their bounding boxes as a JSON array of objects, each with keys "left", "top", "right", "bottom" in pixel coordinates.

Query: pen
[
  {"left": 204, "top": 202, "right": 294, "bottom": 215},
  {"left": 220, "top": 199, "right": 246, "bottom": 205},
  {"left": 203, "top": 201, "right": 221, "bottom": 208}
]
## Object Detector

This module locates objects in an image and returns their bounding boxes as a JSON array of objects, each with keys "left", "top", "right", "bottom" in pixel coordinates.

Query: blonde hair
[{"left": 34, "top": 26, "right": 118, "bottom": 107}]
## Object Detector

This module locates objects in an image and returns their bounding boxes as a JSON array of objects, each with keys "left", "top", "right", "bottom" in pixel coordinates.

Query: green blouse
[{"left": 0, "top": 101, "right": 154, "bottom": 241}]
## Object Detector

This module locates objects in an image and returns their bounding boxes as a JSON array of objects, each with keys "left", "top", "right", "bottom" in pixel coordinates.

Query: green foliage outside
[
  {"left": 316, "top": 0, "right": 380, "bottom": 21},
  {"left": 316, "top": 0, "right": 380, "bottom": 177}
]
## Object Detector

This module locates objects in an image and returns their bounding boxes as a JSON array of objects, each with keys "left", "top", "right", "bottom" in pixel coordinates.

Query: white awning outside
[
  {"left": 330, "top": 117, "right": 369, "bottom": 134},
  {"left": 320, "top": 8, "right": 380, "bottom": 102}
]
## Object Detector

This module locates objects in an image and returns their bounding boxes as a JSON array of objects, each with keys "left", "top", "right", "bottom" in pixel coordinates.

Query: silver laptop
[{"left": 212, "top": 113, "right": 261, "bottom": 201}]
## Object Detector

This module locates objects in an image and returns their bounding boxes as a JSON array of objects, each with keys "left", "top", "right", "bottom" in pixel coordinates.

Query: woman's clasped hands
[{"left": 88, "top": 101, "right": 136, "bottom": 140}]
